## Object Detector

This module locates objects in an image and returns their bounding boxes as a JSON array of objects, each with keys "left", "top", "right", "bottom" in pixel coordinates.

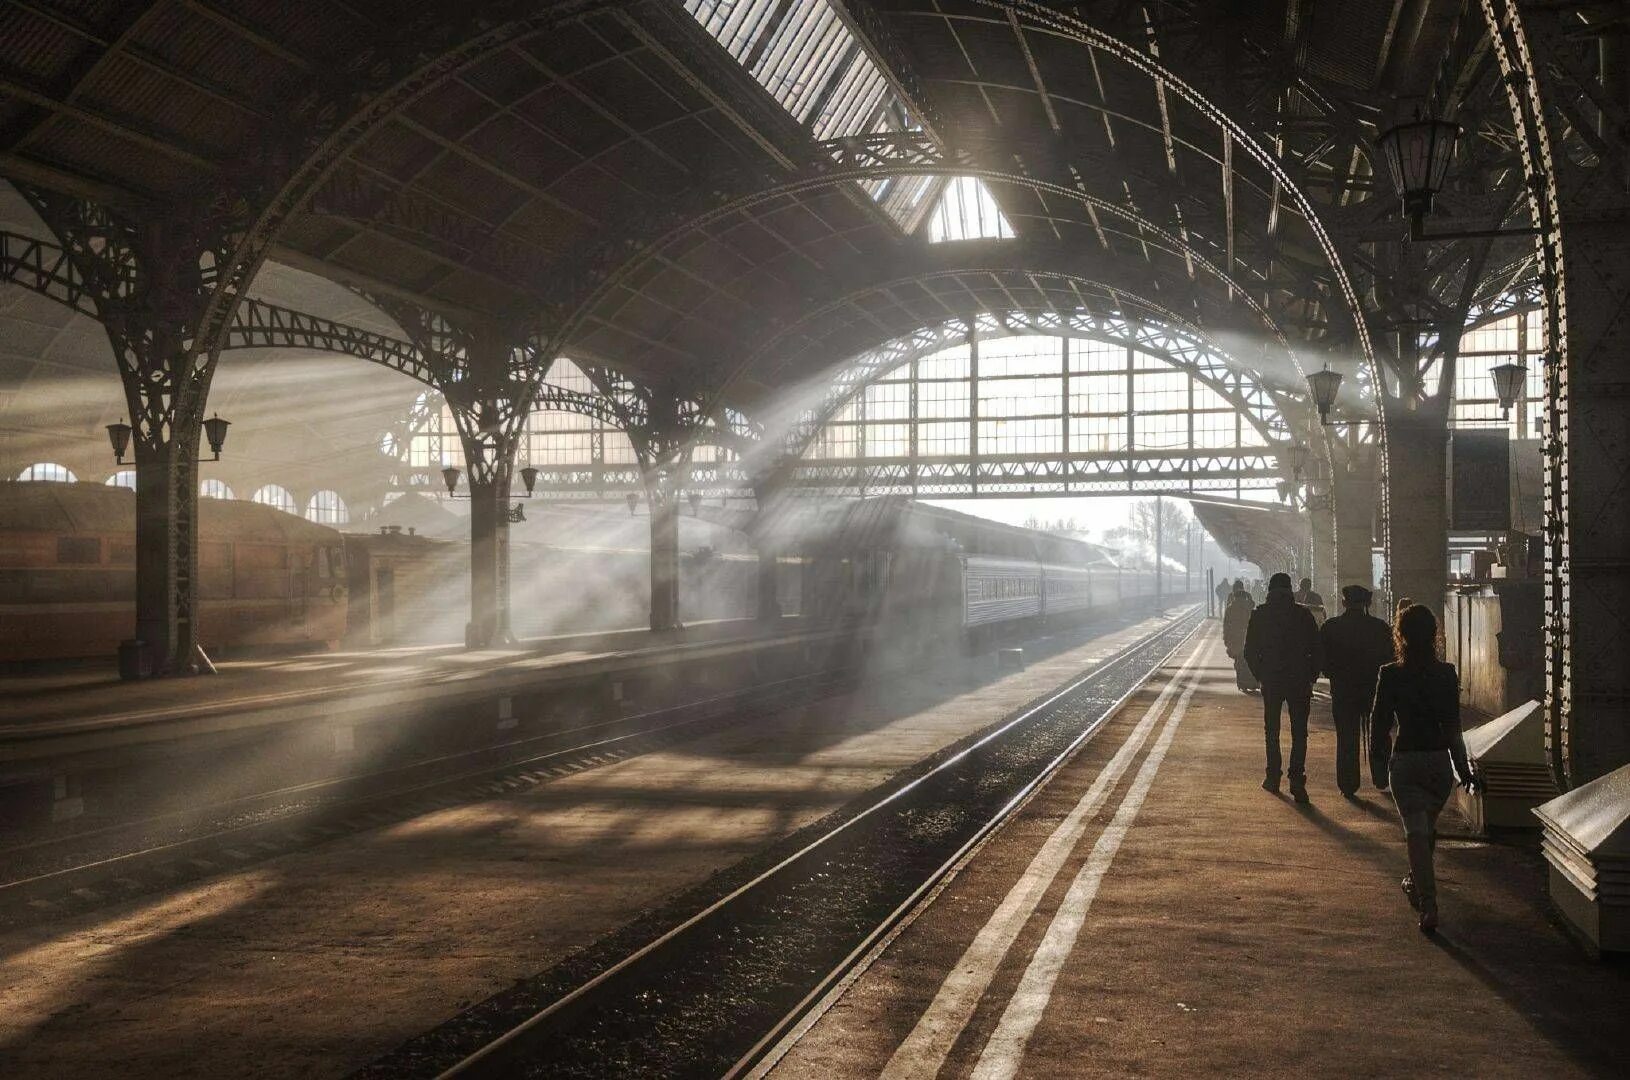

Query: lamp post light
[
  {"left": 439, "top": 461, "right": 539, "bottom": 502},
  {"left": 107, "top": 414, "right": 231, "bottom": 465},
  {"left": 1490, "top": 361, "right": 1528, "bottom": 418},
  {"left": 1376, "top": 112, "right": 1539, "bottom": 242}
]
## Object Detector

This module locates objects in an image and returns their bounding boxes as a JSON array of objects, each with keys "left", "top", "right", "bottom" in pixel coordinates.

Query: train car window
[
  {"left": 317, "top": 547, "right": 331, "bottom": 580},
  {"left": 55, "top": 537, "right": 101, "bottom": 564}
]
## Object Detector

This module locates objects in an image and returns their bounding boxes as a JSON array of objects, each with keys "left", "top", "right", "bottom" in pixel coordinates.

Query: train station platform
[
  {"left": 772, "top": 623, "right": 1628, "bottom": 1079},
  {"left": 0, "top": 610, "right": 1188, "bottom": 1079},
  {"left": 0, "top": 618, "right": 812, "bottom": 761}
]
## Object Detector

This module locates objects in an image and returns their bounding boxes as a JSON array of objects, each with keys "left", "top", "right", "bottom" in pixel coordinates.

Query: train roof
[
  {"left": 0, "top": 481, "right": 343, "bottom": 544},
  {"left": 754, "top": 496, "right": 1113, "bottom": 566}
]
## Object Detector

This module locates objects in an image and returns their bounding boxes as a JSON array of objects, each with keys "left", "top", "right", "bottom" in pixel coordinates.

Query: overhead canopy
[{"left": 1187, "top": 495, "right": 1308, "bottom": 577}]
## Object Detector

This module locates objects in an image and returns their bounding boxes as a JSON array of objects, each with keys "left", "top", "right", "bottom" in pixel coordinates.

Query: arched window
[
  {"left": 106, "top": 470, "right": 137, "bottom": 490},
  {"left": 251, "top": 484, "right": 296, "bottom": 514},
  {"left": 200, "top": 478, "right": 235, "bottom": 500},
  {"left": 17, "top": 462, "right": 77, "bottom": 482},
  {"left": 306, "top": 489, "right": 348, "bottom": 525}
]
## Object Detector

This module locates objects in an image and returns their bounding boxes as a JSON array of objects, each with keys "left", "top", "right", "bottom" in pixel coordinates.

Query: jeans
[
  {"left": 1330, "top": 691, "right": 1369, "bottom": 794},
  {"left": 1263, "top": 682, "right": 1312, "bottom": 784}
]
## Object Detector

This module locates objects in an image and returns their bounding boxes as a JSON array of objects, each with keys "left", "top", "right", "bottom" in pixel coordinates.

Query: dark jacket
[
  {"left": 1370, "top": 660, "right": 1469, "bottom": 785},
  {"left": 1222, "top": 592, "right": 1253, "bottom": 657},
  {"left": 1319, "top": 609, "right": 1394, "bottom": 702},
  {"left": 1244, "top": 589, "right": 1323, "bottom": 687}
]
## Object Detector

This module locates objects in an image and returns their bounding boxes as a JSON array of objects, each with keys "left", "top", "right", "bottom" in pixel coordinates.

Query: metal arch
[
  {"left": 223, "top": 298, "right": 436, "bottom": 384},
  {"left": 0, "top": 230, "right": 110, "bottom": 318},
  {"left": 0, "top": 230, "right": 631, "bottom": 438},
  {"left": 191, "top": 0, "right": 618, "bottom": 363},
  {"left": 983, "top": 0, "right": 1374, "bottom": 380},
  {"left": 736, "top": 261, "right": 1270, "bottom": 389},
  {"left": 561, "top": 156, "right": 1304, "bottom": 375},
  {"left": 575, "top": 362, "right": 761, "bottom": 463},
  {"left": 776, "top": 310, "right": 1298, "bottom": 465}
]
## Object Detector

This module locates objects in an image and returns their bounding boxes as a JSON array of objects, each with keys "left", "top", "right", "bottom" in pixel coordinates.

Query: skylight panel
[
  {"left": 927, "top": 176, "right": 1016, "bottom": 242},
  {"left": 685, "top": 0, "right": 896, "bottom": 139},
  {"left": 685, "top": 0, "right": 930, "bottom": 228}
]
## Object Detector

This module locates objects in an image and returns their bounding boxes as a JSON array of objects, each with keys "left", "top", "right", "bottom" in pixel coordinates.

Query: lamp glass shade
[
  {"left": 1376, "top": 117, "right": 1459, "bottom": 215},
  {"left": 519, "top": 465, "right": 539, "bottom": 495},
  {"left": 1288, "top": 442, "right": 1310, "bottom": 475},
  {"left": 441, "top": 465, "right": 461, "bottom": 494},
  {"left": 202, "top": 414, "right": 230, "bottom": 455},
  {"left": 1307, "top": 367, "right": 1344, "bottom": 418},
  {"left": 1490, "top": 362, "right": 1527, "bottom": 413},
  {"left": 106, "top": 421, "right": 132, "bottom": 459}
]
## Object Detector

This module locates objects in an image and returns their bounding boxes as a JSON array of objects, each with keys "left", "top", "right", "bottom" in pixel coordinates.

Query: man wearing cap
[
  {"left": 1320, "top": 584, "right": 1395, "bottom": 797},
  {"left": 1244, "top": 572, "right": 1324, "bottom": 800}
]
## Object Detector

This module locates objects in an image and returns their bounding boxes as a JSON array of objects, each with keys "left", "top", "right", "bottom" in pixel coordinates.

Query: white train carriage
[
  {"left": 1040, "top": 562, "right": 1099, "bottom": 618},
  {"left": 962, "top": 556, "right": 1044, "bottom": 627}
]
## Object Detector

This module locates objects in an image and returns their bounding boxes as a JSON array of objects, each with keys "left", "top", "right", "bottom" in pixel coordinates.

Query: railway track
[
  {"left": 0, "top": 667, "right": 857, "bottom": 928},
  {"left": 368, "top": 607, "right": 1203, "bottom": 1080}
]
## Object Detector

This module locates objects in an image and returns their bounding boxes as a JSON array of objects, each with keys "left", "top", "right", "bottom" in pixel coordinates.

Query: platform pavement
[
  {"left": 0, "top": 610, "right": 1192, "bottom": 1079},
  {"left": 771, "top": 622, "right": 1628, "bottom": 1079},
  {"left": 0, "top": 617, "right": 810, "bottom": 755}
]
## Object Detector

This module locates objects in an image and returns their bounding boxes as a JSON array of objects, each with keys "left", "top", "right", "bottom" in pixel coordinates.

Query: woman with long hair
[{"left": 1370, "top": 604, "right": 1478, "bottom": 932}]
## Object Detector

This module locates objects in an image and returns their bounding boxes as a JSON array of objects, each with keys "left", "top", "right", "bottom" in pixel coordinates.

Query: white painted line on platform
[
  {"left": 880, "top": 634, "right": 1212, "bottom": 1080},
  {"left": 969, "top": 638, "right": 1217, "bottom": 1080}
]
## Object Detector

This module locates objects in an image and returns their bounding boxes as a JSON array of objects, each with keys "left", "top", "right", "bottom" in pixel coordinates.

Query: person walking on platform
[
  {"left": 1320, "top": 585, "right": 1393, "bottom": 798},
  {"left": 1245, "top": 572, "right": 1323, "bottom": 801},
  {"left": 1295, "top": 577, "right": 1327, "bottom": 624},
  {"left": 1214, "top": 577, "right": 1230, "bottom": 617},
  {"left": 1371, "top": 604, "right": 1478, "bottom": 933},
  {"left": 1222, "top": 580, "right": 1258, "bottom": 693}
]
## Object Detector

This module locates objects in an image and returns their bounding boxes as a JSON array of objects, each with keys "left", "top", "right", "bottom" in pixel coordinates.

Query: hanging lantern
[
  {"left": 1376, "top": 114, "right": 1460, "bottom": 219},
  {"left": 441, "top": 465, "right": 461, "bottom": 495},
  {"left": 1490, "top": 362, "right": 1527, "bottom": 418},
  {"left": 202, "top": 414, "right": 231, "bottom": 458},
  {"left": 1288, "top": 442, "right": 1310, "bottom": 479},
  {"left": 1306, "top": 365, "right": 1344, "bottom": 423},
  {"left": 519, "top": 465, "right": 539, "bottom": 496},
  {"left": 106, "top": 421, "right": 132, "bottom": 463}
]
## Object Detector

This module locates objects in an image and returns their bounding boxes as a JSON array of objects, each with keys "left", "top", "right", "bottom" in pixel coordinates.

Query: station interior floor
[{"left": 1, "top": 616, "right": 1624, "bottom": 1078}]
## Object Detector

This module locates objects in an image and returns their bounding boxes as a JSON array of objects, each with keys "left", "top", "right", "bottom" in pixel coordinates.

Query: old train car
[{"left": 0, "top": 481, "right": 348, "bottom": 663}]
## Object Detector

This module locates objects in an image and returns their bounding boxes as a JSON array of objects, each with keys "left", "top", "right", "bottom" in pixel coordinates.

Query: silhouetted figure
[
  {"left": 1371, "top": 604, "right": 1477, "bottom": 933},
  {"left": 1320, "top": 585, "right": 1393, "bottom": 797},
  {"left": 1214, "top": 577, "right": 1230, "bottom": 616},
  {"left": 1250, "top": 579, "right": 1266, "bottom": 604},
  {"left": 1245, "top": 572, "right": 1323, "bottom": 801},
  {"left": 1222, "top": 580, "right": 1258, "bottom": 692},
  {"left": 1295, "top": 577, "right": 1326, "bottom": 624}
]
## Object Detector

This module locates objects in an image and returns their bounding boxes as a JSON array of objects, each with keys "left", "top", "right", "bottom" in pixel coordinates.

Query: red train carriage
[{"left": 0, "top": 482, "right": 348, "bottom": 663}]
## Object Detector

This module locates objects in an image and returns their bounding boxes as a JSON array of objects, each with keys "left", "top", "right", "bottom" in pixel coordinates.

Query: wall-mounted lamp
[
  {"left": 440, "top": 462, "right": 541, "bottom": 518},
  {"left": 107, "top": 413, "right": 231, "bottom": 464},
  {"left": 1377, "top": 112, "right": 1540, "bottom": 242}
]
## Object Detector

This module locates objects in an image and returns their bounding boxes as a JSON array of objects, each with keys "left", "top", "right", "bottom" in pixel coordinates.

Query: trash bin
[{"left": 117, "top": 639, "right": 149, "bottom": 681}]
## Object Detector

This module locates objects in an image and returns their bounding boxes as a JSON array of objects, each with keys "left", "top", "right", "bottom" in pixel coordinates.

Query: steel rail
[{"left": 435, "top": 606, "right": 1204, "bottom": 1079}]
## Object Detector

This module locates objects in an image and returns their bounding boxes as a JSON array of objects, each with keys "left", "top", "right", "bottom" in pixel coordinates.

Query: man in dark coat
[
  {"left": 1222, "top": 580, "right": 1258, "bottom": 692},
  {"left": 1320, "top": 584, "right": 1394, "bottom": 797},
  {"left": 1245, "top": 572, "right": 1323, "bottom": 801}
]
